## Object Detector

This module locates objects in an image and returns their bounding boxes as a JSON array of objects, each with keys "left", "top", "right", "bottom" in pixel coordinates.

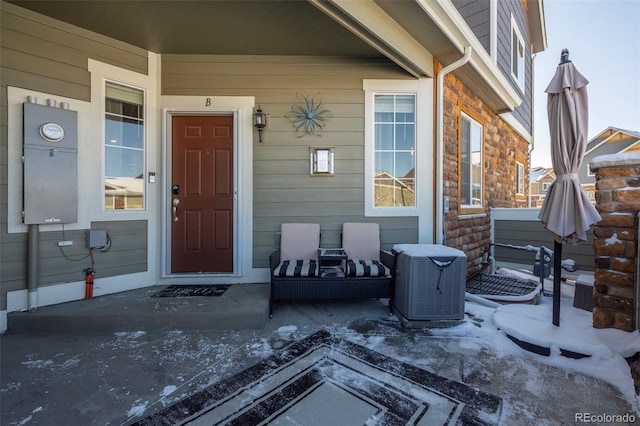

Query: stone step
[{"left": 7, "top": 284, "right": 270, "bottom": 334}]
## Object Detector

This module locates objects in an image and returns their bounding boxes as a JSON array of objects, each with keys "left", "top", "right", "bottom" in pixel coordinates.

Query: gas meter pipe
[{"left": 27, "top": 224, "right": 39, "bottom": 310}]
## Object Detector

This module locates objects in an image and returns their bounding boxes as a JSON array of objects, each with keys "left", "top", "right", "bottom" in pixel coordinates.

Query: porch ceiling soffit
[
  {"left": 373, "top": 0, "right": 523, "bottom": 113},
  {"left": 8, "top": 0, "right": 522, "bottom": 113},
  {"left": 4, "top": 0, "right": 382, "bottom": 57}
]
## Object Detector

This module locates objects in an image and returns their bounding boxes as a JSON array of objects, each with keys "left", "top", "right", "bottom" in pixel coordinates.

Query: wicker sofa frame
[{"left": 269, "top": 249, "right": 395, "bottom": 317}]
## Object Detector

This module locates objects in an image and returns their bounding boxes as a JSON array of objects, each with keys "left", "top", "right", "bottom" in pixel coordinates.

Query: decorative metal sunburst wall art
[{"left": 285, "top": 94, "right": 330, "bottom": 138}]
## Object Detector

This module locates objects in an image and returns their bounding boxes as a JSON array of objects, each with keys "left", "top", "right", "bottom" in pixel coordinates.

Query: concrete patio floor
[{"left": 1, "top": 283, "right": 638, "bottom": 425}]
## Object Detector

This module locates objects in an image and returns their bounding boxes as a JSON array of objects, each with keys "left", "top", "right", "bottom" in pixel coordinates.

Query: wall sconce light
[{"left": 253, "top": 105, "right": 267, "bottom": 143}]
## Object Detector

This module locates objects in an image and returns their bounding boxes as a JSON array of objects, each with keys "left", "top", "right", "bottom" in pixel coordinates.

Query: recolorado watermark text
[{"left": 575, "top": 412, "right": 636, "bottom": 423}]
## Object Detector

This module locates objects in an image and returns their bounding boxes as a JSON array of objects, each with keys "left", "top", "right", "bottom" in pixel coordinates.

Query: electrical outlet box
[
  {"left": 86, "top": 229, "right": 107, "bottom": 248},
  {"left": 57, "top": 240, "right": 73, "bottom": 247}
]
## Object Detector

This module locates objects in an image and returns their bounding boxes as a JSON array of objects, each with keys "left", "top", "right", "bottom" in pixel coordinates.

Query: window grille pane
[
  {"left": 395, "top": 124, "right": 415, "bottom": 151},
  {"left": 374, "top": 95, "right": 394, "bottom": 121},
  {"left": 104, "top": 81, "right": 145, "bottom": 210},
  {"left": 461, "top": 115, "right": 482, "bottom": 207},
  {"left": 395, "top": 95, "right": 415, "bottom": 122},
  {"left": 512, "top": 30, "right": 519, "bottom": 76},
  {"left": 373, "top": 94, "right": 416, "bottom": 207},
  {"left": 517, "top": 163, "right": 525, "bottom": 194},
  {"left": 395, "top": 152, "right": 415, "bottom": 178},
  {"left": 375, "top": 152, "right": 394, "bottom": 176},
  {"left": 375, "top": 124, "right": 394, "bottom": 150}
]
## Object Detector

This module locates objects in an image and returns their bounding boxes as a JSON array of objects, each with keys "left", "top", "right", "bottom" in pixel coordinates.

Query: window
[
  {"left": 363, "top": 79, "right": 431, "bottom": 217},
  {"left": 104, "top": 81, "right": 145, "bottom": 210},
  {"left": 542, "top": 182, "right": 551, "bottom": 192},
  {"left": 511, "top": 17, "right": 525, "bottom": 91},
  {"left": 459, "top": 113, "right": 483, "bottom": 210},
  {"left": 373, "top": 94, "right": 416, "bottom": 208},
  {"left": 516, "top": 162, "right": 525, "bottom": 195}
]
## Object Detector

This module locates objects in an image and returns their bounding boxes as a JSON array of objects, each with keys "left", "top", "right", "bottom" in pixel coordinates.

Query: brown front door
[{"left": 171, "top": 115, "right": 234, "bottom": 273}]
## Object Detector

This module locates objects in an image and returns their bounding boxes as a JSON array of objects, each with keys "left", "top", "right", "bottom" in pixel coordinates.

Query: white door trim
[{"left": 160, "top": 96, "right": 255, "bottom": 281}]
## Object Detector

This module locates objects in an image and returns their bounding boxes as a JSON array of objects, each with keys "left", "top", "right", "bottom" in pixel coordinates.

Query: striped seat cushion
[
  {"left": 344, "top": 259, "right": 391, "bottom": 277},
  {"left": 273, "top": 260, "right": 320, "bottom": 277}
]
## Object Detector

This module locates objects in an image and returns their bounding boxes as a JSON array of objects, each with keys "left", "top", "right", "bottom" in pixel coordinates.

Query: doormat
[
  {"left": 131, "top": 329, "right": 503, "bottom": 425},
  {"left": 151, "top": 285, "right": 230, "bottom": 298}
]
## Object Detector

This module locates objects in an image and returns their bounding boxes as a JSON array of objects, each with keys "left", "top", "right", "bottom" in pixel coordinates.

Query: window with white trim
[
  {"left": 511, "top": 16, "right": 525, "bottom": 91},
  {"left": 516, "top": 161, "right": 525, "bottom": 195},
  {"left": 104, "top": 81, "right": 145, "bottom": 210},
  {"left": 460, "top": 113, "right": 483, "bottom": 209},
  {"left": 373, "top": 94, "right": 416, "bottom": 208},
  {"left": 363, "top": 79, "right": 430, "bottom": 217}
]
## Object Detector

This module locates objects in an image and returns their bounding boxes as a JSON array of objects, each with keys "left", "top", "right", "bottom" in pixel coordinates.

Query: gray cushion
[
  {"left": 342, "top": 222, "right": 380, "bottom": 261},
  {"left": 280, "top": 223, "right": 320, "bottom": 261}
]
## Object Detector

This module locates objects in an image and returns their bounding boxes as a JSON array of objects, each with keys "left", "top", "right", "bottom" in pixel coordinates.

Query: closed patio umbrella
[{"left": 538, "top": 49, "right": 601, "bottom": 326}]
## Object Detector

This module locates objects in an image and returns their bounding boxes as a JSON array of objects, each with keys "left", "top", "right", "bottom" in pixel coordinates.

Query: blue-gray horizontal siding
[
  {"left": 0, "top": 3, "right": 149, "bottom": 310},
  {"left": 162, "top": 54, "right": 420, "bottom": 269},
  {"left": 496, "top": 0, "right": 532, "bottom": 134},
  {"left": 1, "top": 221, "right": 148, "bottom": 310},
  {"left": 452, "top": 0, "right": 491, "bottom": 54}
]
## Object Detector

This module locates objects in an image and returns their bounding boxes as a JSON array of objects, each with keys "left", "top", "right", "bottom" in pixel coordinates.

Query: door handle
[{"left": 172, "top": 198, "right": 180, "bottom": 222}]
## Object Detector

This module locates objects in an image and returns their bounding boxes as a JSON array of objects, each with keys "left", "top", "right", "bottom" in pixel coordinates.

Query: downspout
[
  {"left": 528, "top": 53, "right": 537, "bottom": 208},
  {"left": 436, "top": 46, "right": 472, "bottom": 245}
]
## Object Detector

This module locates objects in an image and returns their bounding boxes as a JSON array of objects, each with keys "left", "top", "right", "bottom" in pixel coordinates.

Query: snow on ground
[
  {"left": 455, "top": 271, "right": 639, "bottom": 412},
  {"left": 2, "top": 267, "right": 638, "bottom": 424},
  {"left": 294, "top": 266, "right": 640, "bottom": 415}
]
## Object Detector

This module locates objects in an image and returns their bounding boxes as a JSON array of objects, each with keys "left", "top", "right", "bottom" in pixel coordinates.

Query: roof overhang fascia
[
  {"left": 414, "top": 0, "right": 522, "bottom": 112},
  {"left": 622, "top": 141, "right": 640, "bottom": 153},
  {"left": 308, "top": 0, "right": 434, "bottom": 78},
  {"left": 312, "top": 0, "right": 522, "bottom": 113},
  {"left": 527, "top": 0, "right": 548, "bottom": 54}
]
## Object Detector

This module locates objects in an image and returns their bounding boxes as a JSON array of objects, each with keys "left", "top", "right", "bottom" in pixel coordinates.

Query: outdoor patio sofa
[{"left": 269, "top": 222, "right": 395, "bottom": 317}]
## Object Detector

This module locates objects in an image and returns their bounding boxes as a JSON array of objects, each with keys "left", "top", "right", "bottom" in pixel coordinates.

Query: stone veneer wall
[
  {"left": 591, "top": 154, "right": 640, "bottom": 331},
  {"left": 441, "top": 70, "right": 530, "bottom": 275}
]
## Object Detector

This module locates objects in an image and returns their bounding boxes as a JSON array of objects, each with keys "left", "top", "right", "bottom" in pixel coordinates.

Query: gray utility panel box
[
  {"left": 86, "top": 229, "right": 108, "bottom": 249},
  {"left": 23, "top": 101, "right": 78, "bottom": 224},
  {"left": 393, "top": 244, "right": 467, "bottom": 321}
]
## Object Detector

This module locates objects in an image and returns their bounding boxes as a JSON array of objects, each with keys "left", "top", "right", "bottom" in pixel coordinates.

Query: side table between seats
[{"left": 318, "top": 248, "right": 347, "bottom": 277}]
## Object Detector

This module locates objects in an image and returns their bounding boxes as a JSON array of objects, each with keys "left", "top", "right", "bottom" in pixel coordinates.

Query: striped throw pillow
[
  {"left": 345, "top": 259, "right": 391, "bottom": 277},
  {"left": 273, "top": 260, "right": 319, "bottom": 277}
]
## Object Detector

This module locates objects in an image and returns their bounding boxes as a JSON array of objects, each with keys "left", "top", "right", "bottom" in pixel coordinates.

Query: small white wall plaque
[{"left": 310, "top": 147, "right": 334, "bottom": 175}]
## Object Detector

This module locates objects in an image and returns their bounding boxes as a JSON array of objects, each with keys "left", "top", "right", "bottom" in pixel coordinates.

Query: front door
[{"left": 171, "top": 115, "right": 234, "bottom": 273}]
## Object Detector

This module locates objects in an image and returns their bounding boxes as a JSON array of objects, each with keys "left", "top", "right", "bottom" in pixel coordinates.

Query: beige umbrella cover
[{"left": 538, "top": 61, "right": 601, "bottom": 244}]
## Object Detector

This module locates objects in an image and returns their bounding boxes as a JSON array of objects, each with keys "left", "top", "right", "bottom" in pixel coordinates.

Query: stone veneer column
[{"left": 590, "top": 154, "right": 640, "bottom": 331}]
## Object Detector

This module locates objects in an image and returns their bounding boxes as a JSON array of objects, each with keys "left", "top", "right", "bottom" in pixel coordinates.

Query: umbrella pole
[{"left": 553, "top": 240, "right": 562, "bottom": 326}]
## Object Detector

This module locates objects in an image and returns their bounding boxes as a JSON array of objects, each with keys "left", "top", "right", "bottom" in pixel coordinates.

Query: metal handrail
[{"left": 491, "top": 242, "right": 553, "bottom": 294}]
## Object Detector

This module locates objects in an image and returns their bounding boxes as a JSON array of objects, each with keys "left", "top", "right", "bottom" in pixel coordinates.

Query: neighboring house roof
[
  {"left": 585, "top": 127, "right": 640, "bottom": 155},
  {"left": 530, "top": 167, "right": 554, "bottom": 182},
  {"left": 530, "top": 167, "right": 546, "bottom": 182},
  {"left": 581, "top": 127, "right": 640, "bottom": 183},
  {"left": 104, "top": 178, "right": 144, "bottom": 196}
]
